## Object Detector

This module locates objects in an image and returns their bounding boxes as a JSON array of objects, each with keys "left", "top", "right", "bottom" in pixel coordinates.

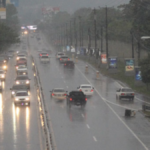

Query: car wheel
[
  {"left": 116, "top": 95, "right": 118, "bottom": 100},
  {"left": 119, "top": 96, "right": 121, "bottom": 100}
]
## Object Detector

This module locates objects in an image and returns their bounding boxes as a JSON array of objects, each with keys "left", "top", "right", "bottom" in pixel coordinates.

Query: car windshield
[
  {"left": 54, "top": 89, "right": 65, "bottom": 92},
  {"left": 81, "top": 86, "right": 92, "bottom": 88},
  {"left": 16, "top": 76, "right": 28, "bottom": 80},
  {"left": 16, "top": 92, "right": 28, "bottom": 96},
  {"left": 42, "top": 56, "right": 49, "bottom": 58},
  {"left": 122, "top": 89, "right": 133, "bottom": 92}
]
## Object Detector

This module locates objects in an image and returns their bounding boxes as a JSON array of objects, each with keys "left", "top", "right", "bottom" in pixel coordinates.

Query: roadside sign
[
  {"left": 108, "top": 57, "right": 117, "bottom": 69},
  {"left": 101, "top": 53, "right": 107, "bottom": 64},
  {"left": 0, "top": 8, "right": 6, "bottom": 19},
  {"left": 135, "top": 68, "right": 142, "bottom": 81},
  {"left": 125, "top": 59, "right": 134, "bottom": 72}
]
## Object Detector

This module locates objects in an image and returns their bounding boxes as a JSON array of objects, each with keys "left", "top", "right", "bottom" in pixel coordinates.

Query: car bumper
[
  {"left": 14, "top": 101, "right": 30, "bottom": 105},
  {"left": 84, "top": 92, "right": 93, "bottom": 96},
  {"left": 52, "top": 96, "right": 66, "bottom": 100},
  {"left": 120, "top": 96, "right": 134, "bottom": 99}
]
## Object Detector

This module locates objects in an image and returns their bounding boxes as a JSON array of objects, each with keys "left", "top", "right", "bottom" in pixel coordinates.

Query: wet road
[
  {"left": 29, "top": 32, "right": 150, "bottom": 150},
  {"left": 0, "top": 36, "right": 45, "bottom": 150}
]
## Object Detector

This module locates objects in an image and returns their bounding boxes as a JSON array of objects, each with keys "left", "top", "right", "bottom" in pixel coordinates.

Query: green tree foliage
[
  {"left": 140, "top": 55, "right": 150, "bottom": 89},
  {"left": 6, "top": 4, "right": 20, "bottom": 32}
]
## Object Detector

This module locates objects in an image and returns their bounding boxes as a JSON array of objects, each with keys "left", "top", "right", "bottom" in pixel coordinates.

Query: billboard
[
  {"left": 101, "top": 53, "right": 107, "bottom": 64},
  {"left": 109, "top": 57, "right": 117, "bottom": 69},
  {"left": 0, "top": 8, "right": 6, "bottom": 19},
  {"left": 135, "top": 68, "right": 142, "bottom": 81},
  {"left": 10, "top": 0, "right": 19, "bottom": 7},
  {"left": 125, "top": 59, "right": 134, "bottom": 71}
]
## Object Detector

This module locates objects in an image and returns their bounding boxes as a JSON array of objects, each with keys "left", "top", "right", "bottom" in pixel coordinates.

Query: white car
[
  {"left": 116, "top": 87, "right": 134, "bottom": 101},
  {"left": 56, "top": 52, "right": 65, "bottom": 59},
  {"left": 50, "top": 88, "right": 67, "bottom": 100},
  {"left": 13, "top": 91, "right": 30, "bottom": 106},
  {"left": 16, "top": 54, "right": 26, "bottom": 60},
  {"left": 0, "top": 70, "right": 5, "bottom": 81},
  {"left": 77, "top": 84, "right": 94, "bottom": 96},
  {"left": 16, "top": 65, "right": 28, "bottom": 75}
]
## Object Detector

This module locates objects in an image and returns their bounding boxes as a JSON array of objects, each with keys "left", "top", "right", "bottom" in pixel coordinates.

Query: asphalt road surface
[
  {"left": 28, "top": 32, "right": 150, "bottom": 150},
  {"left": 0, "top": 36, "right": 45, "bottom": 150}
]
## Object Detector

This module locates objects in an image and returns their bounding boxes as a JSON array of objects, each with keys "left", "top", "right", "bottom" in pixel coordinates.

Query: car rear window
[
  {"left": 70, "top": 92, "right": 84, "bottom": 96},
  {"left": 16, "top": 76, "right": 28, "bottom": 80},
  {"left": 58, "top": 53, "right": 64, "bottom": 55},
  {"left": 54, "top": 89, "right": 65, "bottom": 92},
  {"left": 66, "top": 61, "right": 74, "bottom": 64},
  {"left": 16, "top": 92, "right": 28, "bottom": 96},
  {"left": 122, "top": 89, "right": 133, "bottom": 92},
  {"left": 61, "top": 56, "right": 68, "bottom": 58},
  {"left": 41, "top": 56, "right": 49, "bottom": 58},
  {"left": 81, "top": 86, "right": 92, "bottom": 88}
]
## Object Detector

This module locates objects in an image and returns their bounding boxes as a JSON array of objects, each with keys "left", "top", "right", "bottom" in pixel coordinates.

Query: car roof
[
  {"left": 60, "top": 55, "right": 68, "bottom": 58},
  {"left": 80, "top": 84, "right": 92, "bottom": 86},
  {"left": 16, "top": 75, "right": 29, "bottom": 78},
  {"left": 53, "top": 88, "right": 65, "bottom": 90},
  {"left": 16, "top": 91, "right": 28, "bottom": 93}
]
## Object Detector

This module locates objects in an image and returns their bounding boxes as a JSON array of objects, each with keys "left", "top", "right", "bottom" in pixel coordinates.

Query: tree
[{"left": 140, "top": 54, "right": 150, "bottom": 89}]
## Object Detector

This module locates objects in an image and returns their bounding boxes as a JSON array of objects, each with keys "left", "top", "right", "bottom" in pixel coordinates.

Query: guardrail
[{"left": 31, "top": 55, "right": 53, "bottom": 150}]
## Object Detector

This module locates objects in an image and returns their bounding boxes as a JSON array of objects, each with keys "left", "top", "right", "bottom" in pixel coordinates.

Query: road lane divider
[
  {"left": 31, "top": 56, "right": 55, "bottom": 150},
  {"left": 75, "top": 65, "right": 149, "bottom": 150}
]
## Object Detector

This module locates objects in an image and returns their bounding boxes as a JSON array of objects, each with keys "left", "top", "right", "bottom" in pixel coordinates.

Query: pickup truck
[
  {"left": 66, "top": 91, "right": 87, "bottom": 108},
  {"left": 40, "top": 56, "right": 50, "bottom": 63}
]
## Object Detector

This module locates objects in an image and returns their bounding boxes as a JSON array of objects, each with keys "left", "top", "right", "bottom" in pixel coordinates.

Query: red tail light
[
  {"left": 70, "top": 98, "right": 72, "bottom": 101},
  {"left": 79, "top": 89, "right": 82, "bottom": 92},
  {"left": 64, "top": 64, "right": 66, "bottom": 66},
  {"left": 68, "top": 58, "right": 70, "bottom": 60},
  {"left": 91, "top": 89, "right": 93, "bottom": 92},
  {"left": 46, "top": 54, "right": 49, "bottom": 56},
  {"left": 52, "top": 93, "right": 54, "bottom": 96},
  {"left": 85, "top": 98, "right": 87, "bottom": 101},
  {"left": 40, "top": 54, "right": 42, "bottom": 56},
  {"left": 132, "top": 93, "right": 134, "bottom": 95},
  {"left": 60, "top": 58, "right": 62, "bottom": 60},
  {"left": 64, "top": 94, "right": 67, "bottom": 96},
  {"left": 121, "top": 93, "right": 125, "bottom": 95}
]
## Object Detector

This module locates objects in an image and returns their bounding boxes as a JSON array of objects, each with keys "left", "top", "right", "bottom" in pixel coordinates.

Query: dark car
[
  {"left": 15, "top": 75, "right": 30, "bottom": 89},
  {"left": 10, "top": 84, "right": 28, "bottom": 98},
  {"left": 66, "top": 91, "right": 87, "bottom": 108},
  {"left": 64, "top": 60, "right": 74, "bottom": 68}
]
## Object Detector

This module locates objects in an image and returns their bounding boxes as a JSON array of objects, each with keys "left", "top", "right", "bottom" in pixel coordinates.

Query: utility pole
[
  {"left": 78, "top": 16, "right": 82, "bottom": 48},
  {"left": 137, "top": 41, "right": 141, "bottom": 65},
  {"left": 70, "top": 20, "right": 72, "bottom": 46},
  {"left": 66, "top": 23, "right": 68, "bottom": 46},
  {"left": 88, "top": 28, "right": 91, "bottom": 55},
  {"left": 105, "top": 6, "right": 108, "bottom": 58},
  {"left": 100, "top": 26, "right": 103, "bottom": 53},
  {"left": 74, "top": 18, "right": 77, "bottom": 51},
  {"left": 94, "top": 8, "right": 97, "bottom": 58},
  {"left": 130, "top": 31, "right": 134, "bottom": 58}
]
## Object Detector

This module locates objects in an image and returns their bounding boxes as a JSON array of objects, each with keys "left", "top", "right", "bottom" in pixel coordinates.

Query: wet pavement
[
  {"left": 0, "top": 36, "right": 45, "bottom": 150},
  {"left": 28, "top": 32, "right": 150, "bottom": 150}
]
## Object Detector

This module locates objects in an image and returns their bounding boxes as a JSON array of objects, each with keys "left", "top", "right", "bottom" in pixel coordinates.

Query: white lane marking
[
  {"left": 66, "top": 86, "right": 68, "bottom": 89},
  {"left": 93, "top": 136, "right": 97, "bottom": 142},
  {"left": 75, "top": 65, "right": 149, "bottom": 150},
  {"left": 86, "top": 124, "right": 90, "bottom": 129},
  {"left": 82, "top": 114, "right": 84, "bottom": 118}
]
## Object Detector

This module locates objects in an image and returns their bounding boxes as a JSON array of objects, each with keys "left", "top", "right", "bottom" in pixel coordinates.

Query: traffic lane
[
  {"left": 35, "top": 34, "right": 149, "bottom": 149},
  {"left": 76, "top": 60, "right": 143, "bottom": 109},
  {"left": 0, "top": 46, "right": 44, "bottom": 150},
  {"left": 32, "top": 50, "right": 147, "bottom": 150},
  {"left": 73, "top": 60, "right": 150, "bottom": 149}
]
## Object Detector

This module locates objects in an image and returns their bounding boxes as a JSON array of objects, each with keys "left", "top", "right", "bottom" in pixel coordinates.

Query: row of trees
[{"left": 0, "top": 4, "right": 20, "bottom": 51}]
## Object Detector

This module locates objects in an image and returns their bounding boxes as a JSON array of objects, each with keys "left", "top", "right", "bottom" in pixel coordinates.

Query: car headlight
[
  {"left": 3, "top": 66, "right": 7, "bottom": 69},
  {"left": 12, "top": 91, "right": 15, "bottom": 95},
  {"left": 23, "top": 72, "right": 26, "bottom": 75},
  {"left": 15, "top": 98, "right": 19, "bottom": 101},
  {"left": 16, "top": 81, "right": 20, "bottom": 84},
  {"left": 25, "top": 97, "right": 29, "bottom": 100},
  {"left": 16, "top": 57, "right": 19, "bottom": 60},
  {"left": 1, "top": 75, "right": 5, "bottom": 78},
  {"left": 26, "top": 80, "right": 29, "bottom": 84},
  {"left": 3, "top": 60, "right": 6, "bottom": 63}
]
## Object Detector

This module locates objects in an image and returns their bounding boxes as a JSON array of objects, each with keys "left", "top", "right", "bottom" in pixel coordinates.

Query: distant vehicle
[
  {"left": 0, "top": 61, "right": 7, "bottom": 71},
  {"left": 15, "top": 75, "right": 30, "bottom": 89},
  {"left": 56, "top": 52, "right": 65, "bottom": 59},
  {"left": 50, "top": 88, "right": 67, "bottom": 100},
  {"left": 40, "top": 55, "right": 50, "bottom": 63},
  {"left": 59, "top": 56, "right": 70, "bottom": 63},
  {"left": 7, "top": 50, "right": 14, "bottom": 58},
  {"left": 116, "top": 87, "right": 134, "bottom": 101},
  {"left": 39, "top": 52, "right": 49, "bottom": 58},
  {"left": 16, "top": 65, "right": 28, "bottom": 75},
  {"left": 0, "top": 80, "right": 3, "bottom": 92},
  {"left": 13, "top": 91, "right": 30, "bottom": 106},
  {"left": 77, "top": 84, "right": 94, "bottom": 96},
  {"left": 64, "top": 60, "right": 74, "bottom": 69},
  {"left": 10, "top": 84, "right": 28, "bottom": 98},
  {"left": 16, "top": 62, "right": 27, "bottom": 69},
  {"left": 0, "top": 70, "right": 6, "bottom": 81},
  {"left": 66, "top": 91, "right": 87, "bottom": 108},
  {"left": 16, "top": 54, "right": 26, "bottom": 60},
  {"left": 17, "top": 58, "right": 27, "bottom": 65}
]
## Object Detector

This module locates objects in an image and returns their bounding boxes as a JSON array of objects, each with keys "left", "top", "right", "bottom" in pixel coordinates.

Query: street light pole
[
  {"left": 130, "top": 31, "right": 134, "bottom": 58},
  {"left": 66, "top": 23, "right": 68, "bottom": 46},
  {"left": 70, "top": 20, "right": 72, "bottom": 46},
  {"left": 94, "top": 8, "right": 97, "bottom": 58},
  {"left": 74, "top": 18, "right": 77, "bottom": 51},
  {"left": 100, "top": 26, "right": 103, "bottom": 53},
  {"left": 78, "top": 16, "right": 82, "bottom": 48},
  {"left": 105, "top": 6, "right": 108, "bottom": 58}
]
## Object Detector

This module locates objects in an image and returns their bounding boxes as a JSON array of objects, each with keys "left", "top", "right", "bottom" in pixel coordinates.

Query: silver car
[
  {"left": 59, "top": 56, "right": 70, "bottom": 63},
  {"left": 16, "top": 65, "right": 28, "bottom": 75},
  {"left": 50, "top": 88, "right": 67, "bottom": 100},
  {"left": 0, "top": 70, "right": 6, "bottom": 81},
  {"left": 15, "top": 75, "right": 30, "bottom": 89},
  {"left": 13, "top": 91, "right": 30, "bottom": 106}
]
